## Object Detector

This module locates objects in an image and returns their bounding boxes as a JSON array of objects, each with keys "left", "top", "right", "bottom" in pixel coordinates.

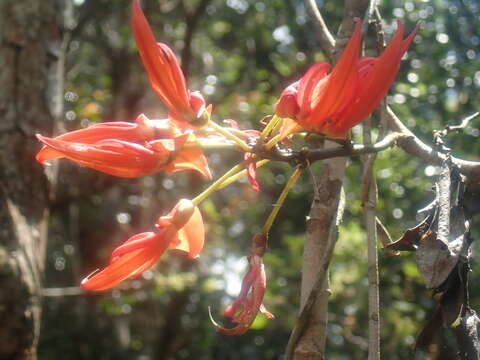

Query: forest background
[{"left": 1, "top": 0, "right": 480, "bottom": 359}]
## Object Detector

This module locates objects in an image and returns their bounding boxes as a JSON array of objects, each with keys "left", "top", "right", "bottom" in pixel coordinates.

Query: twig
[
  {"left": 257, "top": 131, "right": 408, "bottom": 164},
  {"left": 437, "top": 159, "right": 451, "bottom": 246},
  {"left": 304, "top": 0, "right": 335, "bottom": 62},
  {"left": 42, "top": 287, "right": 84, "bottom": 297},
  {"left": 361, "top": 0, "right": 378, "bottom": 34},
  {"left": 433, "top": 112, "right": 480, "bottom": 145},
  {"left": 361, "top": 97, "right": 380, "bottom": 360},
  {"left": 386, "top": 107, "right": 480, "bottom": 182},
  {"left": 376, "top": 217, "right": 399, "bottom": 256}
]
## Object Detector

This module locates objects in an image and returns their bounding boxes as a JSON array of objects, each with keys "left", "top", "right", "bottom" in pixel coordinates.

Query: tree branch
[
  {"left": 386, "top": 107, "right": 480, "bottom": 182},
  {"left": 257, "top": 131, "right": 409, "bottom": 164},
  {"left": 361, "top": 116, "right": 380, "bottom": 360},
  {"left": 304, "top": 0, "right": 335, "bottom": 62}
]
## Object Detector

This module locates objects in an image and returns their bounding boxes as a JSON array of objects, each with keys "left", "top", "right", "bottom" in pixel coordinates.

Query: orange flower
[
  {"left": 36, "top": 114, "right": 212, "bottom": 179},
  {"left": 132, "top": 0, "right": 208, "bottom": 127},
  {"left": 276, "top": 19, "right": 417, "bottom": 139},
  {"left": 36, "top": 115, "right": 157, "bottom": 163},
  {"left": 81, "top": 199, "right": 204, "bottom": 291}
]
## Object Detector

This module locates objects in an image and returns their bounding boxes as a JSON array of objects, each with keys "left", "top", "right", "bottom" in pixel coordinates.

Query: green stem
[
  {"left": 264, "top": 134, "right": 281, "bottom": 150},
  {"left": 192, "top": 164, "right": 245, "bottom": 205},
  {"left": 262, "top": 166, "right": 303, "bottom": 234},
  {"left": 202, "top": 127, "right": 250, "bottom": 140},
  {"left": 195, "top": 141, "right": 238, "bottom": 149},
  {"left": 259, "top": 115, "right": 281, "bottom": 143},
  {"left": 207, "top": 120, "right": 251, "bottom": 152},
  {"left": 217, "top": 159, "right": 270, "bottom": 190}
]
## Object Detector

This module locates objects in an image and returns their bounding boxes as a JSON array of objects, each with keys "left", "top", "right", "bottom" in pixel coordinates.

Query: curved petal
[
  {"left": 36, "top": 121, "right": 149, "bottom": 163},
  {"left": 109, "top": 232, "right": 161, "bottom": 263},
  {"left": 170, "top": 205, "right": 204, "bottom": 259},
  {"left": 297, "top": 62, "right": 330, "bottom": 114},
  {"left": 334, "top": 21, "right": 417, "bottom": 133},
  {"left": 81, "top": 247, "right": 162, "bottom": 291},
  {"left": 308, "top": 19, "right": 362, "bottom": 128},
  {"left": 131, "top": 0, "right": 191, "bottom": 115},
  {"left": 275, "top": 82, "right": 300, "bottom": 119},
  {"left": 167, "top": 148, "right": 212, "bottom": 179},
  {"left": 244, "top": 152, "right": 259, "bottom": 192},
  {"left": 279, "top": 118, "right": 304, "bottom": 140},
  {"left": 36, "top": 135, "right": 166, "bottom": 178}
]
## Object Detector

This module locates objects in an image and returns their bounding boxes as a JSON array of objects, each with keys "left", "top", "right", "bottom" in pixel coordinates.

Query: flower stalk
[
  {"left": 262, "top": 166, "right": 303, "bottom": 235},
  {"left": 207, "top": 119, "right": 251, "bottom": 151},
  {"left": 259, "top": 115, "right": 282, "bottom": 143}
]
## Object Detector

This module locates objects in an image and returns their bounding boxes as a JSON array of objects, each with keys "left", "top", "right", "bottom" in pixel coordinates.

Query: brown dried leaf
[
  {"left": 415, "top": 230, "right": 455, "bottom": 289},
  {"left": 386, "top": 215, "right": 432, "bottom": 252},
  {"left": 416, "top": 206, "right": 467, "bottom": 290}
]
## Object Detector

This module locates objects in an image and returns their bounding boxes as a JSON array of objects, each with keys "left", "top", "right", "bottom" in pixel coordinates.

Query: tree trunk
[
  {"left": 288, "top": 1, "right": 370, "bottom": 359},
  {"left": 0, "top": 0, "right": 66, "bottom": 358}
]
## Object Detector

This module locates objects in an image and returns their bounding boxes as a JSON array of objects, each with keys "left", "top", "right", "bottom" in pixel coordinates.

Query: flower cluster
[
  {"left": 35, "top": 0, "right": 416, "bottom": 335},
  {"left": 276, "top": 19, "right": 417, "bottom": 139}
]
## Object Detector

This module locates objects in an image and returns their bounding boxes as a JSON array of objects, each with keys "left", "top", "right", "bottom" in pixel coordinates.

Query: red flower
[
  {"left": 81, "top": 199, "right": 204, "bottom": 291},
  {"left": 132, "top": 0, "right": 208, "bottom": 127},
  {"left": 276, "top": 19, "right": 417, "bottom": 139},
  {"left": 210, "top": 255, "right": 274, "bottom": 335},
  {"left": 36, "top": 114, "right": 212, "bottom": 179}
]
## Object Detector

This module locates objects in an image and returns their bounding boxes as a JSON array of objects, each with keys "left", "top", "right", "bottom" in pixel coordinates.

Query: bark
[
  {"left": 0, "top": 0, "right": 66, "bottom": 358},
  {"left": 288, "top": 1, "right": 369, "bottom": 359},
  {"left": 294, "top": 153, "right": 347, "bottom": 359},
  {"left": 361, "top": 117, "right": 380, "bottom": 360}
]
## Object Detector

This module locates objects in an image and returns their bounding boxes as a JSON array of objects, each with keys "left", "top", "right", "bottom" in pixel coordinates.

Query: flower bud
[
  {"left": 171, "top": 199, "right": 195, "bottom": 229},
  {"left": 275, "top": 84, "right": 299, "bottom": 119}
]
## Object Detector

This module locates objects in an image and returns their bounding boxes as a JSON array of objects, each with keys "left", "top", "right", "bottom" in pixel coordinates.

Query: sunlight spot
[
  {"left": 393, "top": 94, "right": 406, "bottom": 104},
  {"left": 116, "top": 212, "right": 131, "bottom": 224},
  {"left": 393, "top": 208, "right": 403, "bottom": 219},
  {"left": 424, "top": 165, "right": 439, "bottom": 176},
  {"left": 436, "top": 33, "right": 449, "bottom": 44},
  {"left": 410, "top": 88, "right": 420, "bottom": 97},
  {"left": 273, "top": 25, "right": 293, "bottom": 45},
  {"left": 407, "top": 73, "right": 418, "bottom": 83},
  {"left": 224, "top": 256, "right": 247, "bottom": 296}
]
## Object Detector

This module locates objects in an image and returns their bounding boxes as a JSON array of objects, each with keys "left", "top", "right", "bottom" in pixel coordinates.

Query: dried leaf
[
  {"left": 455, "top": 308, "right": 480, "bottom": 359},
  {"left": 386, "top": 215, "right": 432, "bottom": 252},
  {"left": 416, "top": 230, "right": 454, "bottom": 289}
]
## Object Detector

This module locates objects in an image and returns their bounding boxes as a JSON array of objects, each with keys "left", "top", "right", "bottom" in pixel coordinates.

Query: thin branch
[
  {"left": 42, "top": 287, "right": 84, "bottom": 297},
  {"left": 361, "top": 119, "right": 380, "bottom": 360},
  {"left": 437, "top": 159, "right": 452, "bottom": 246},
  {"left": 433, "top": 112, "right": 480, "bottom": 144},
  {"left": 386, "top": 107, "right": 480, "bottom": 182},
  {"left": 361, "top": 0, "right": 379, "bottom": 34},
  {"left": 257, "top": 131, "right": 408, "bottom": 164},
  {"left": 304, "top": 0, "right": 335, "bottom": 62},
  {"left": 376, "top": 217, "right": 399, "bottom": 256}
]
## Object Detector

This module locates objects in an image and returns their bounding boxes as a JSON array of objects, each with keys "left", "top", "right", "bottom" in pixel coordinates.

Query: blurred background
[{"left": 20, "top": 0, "right": 480, "bottom": 358}]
